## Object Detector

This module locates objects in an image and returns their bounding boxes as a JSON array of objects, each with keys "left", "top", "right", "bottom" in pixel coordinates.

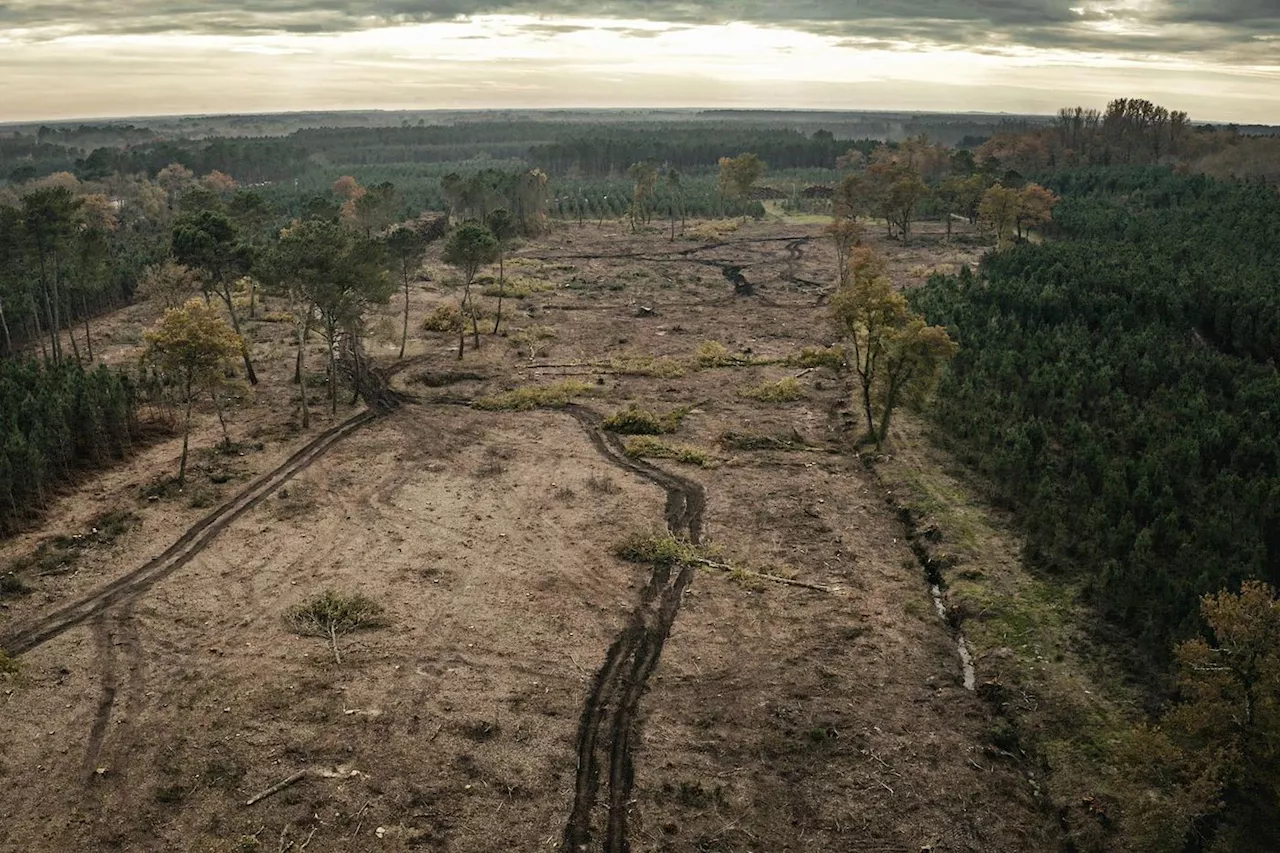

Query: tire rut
[
  {"left": 560, "top": 404, "right": 706, "bottom": 853},
  {"left": 2, "top": 407, "right": 389, "bottom": 658}
]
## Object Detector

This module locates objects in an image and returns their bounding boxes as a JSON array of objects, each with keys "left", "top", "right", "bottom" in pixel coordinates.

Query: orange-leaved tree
[{"left": 1117, "top": 581, "right": 1280, "bottom": 852}]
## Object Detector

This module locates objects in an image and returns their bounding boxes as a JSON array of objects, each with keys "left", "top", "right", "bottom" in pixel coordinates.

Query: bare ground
[{"left": 0, "top": 217, "right": 1052, "bottom": 852}]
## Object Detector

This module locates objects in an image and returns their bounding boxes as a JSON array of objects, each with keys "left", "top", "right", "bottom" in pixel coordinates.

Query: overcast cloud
[{"left": 2, "top": 1, "right": 1277, "bottom": 122}]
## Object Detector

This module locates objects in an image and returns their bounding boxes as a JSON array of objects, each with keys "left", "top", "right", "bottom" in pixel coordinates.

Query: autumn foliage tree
[
  {"left": 136, "top": 260, "right": 201, "bottom": 309},
  {"left": 627, "top": 161, "right": 659, "bottom": 230},
  {"left": 978, "top": 183, "right": 1021, "bottom": 246},
  {"left": 142, "top": 298, "right": 243, "bottom": 485},
  {"left": 832, "top": 246, "right": 956, "bottom": 445},
  {"left": 717, "top": 153, "right": 765, "bottom": 202},
  {"left": 980, "top": 182, "right": 1059, "bottom": 245},
  {"left": 1117, "top": 582, "right": 1280, "bottom": 852}
]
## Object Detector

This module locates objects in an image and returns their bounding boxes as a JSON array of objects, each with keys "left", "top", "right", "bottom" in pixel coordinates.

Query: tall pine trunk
[
  {"left": 492, "top": 252, "right": 505, "bottom": 335},
  {"left": 50, "top": 247, "right": 63, "bottom": 363},
  {"left": 295, "top": 303, "right": 311, "bottom": 429},
  {"left": 211, "top": 389, "right": 230, "bottom": 447},
  {"left": 218, "top": 280, "right": 258, "bottom": 385},
  {"left": 178, "top": 380, "right": 193, "bottom": 487},
  {"left": 0, "top": 296, "right": 11, "bottom": 355},
  {"left": 82, "top": 294, "right": 94, "bottom": 362},
  {"left": 400, "top": 268, "right": 410, "bottom": 359}
]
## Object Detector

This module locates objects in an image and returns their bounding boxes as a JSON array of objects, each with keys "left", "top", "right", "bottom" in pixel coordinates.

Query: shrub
[
  {"left": 474, "top": 380, "right": 592, "bottom": 411},
  {"left": 0, "top": 648, "right": 20, "bottom": 677},
  {"left": 1, "top": 572, "right": 31, "bottom": 597},
  {"left": 586, "top": 473, "right": 622, "bottom": 494},
  {"left": 286, "top": 590, "right": 386, "bottom": 663},
  {"left": 623, "top": 436, "right": 716, "bottom": 467},
  {"left": 603, "top": 405, "right": 691, "bottom": 435},
  {"left": 422, "top": 302, "right": 463, "bottom": 332},
  {"left": 789, "top": 345, "right": 847, "bottom": 371},
  {"left": 696, "top": 340, "right": 735, "bottom": 367},
  {"left": 740, "top": 377, "right": 805, "bottom": 403}
]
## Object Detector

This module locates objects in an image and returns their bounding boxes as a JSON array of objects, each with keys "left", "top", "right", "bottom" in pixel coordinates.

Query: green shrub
[{"left": 0, "top": 648, "right": 20, "bottom": 677}]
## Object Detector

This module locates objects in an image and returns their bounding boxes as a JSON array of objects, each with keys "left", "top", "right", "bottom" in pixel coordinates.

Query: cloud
[{"left": 1, "top": 0, "right": 1278, "bottom": 64}]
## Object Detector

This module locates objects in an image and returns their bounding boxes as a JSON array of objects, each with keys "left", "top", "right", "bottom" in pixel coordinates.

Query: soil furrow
[
  {"left": 2, "top": 407, "right": 387, "bottom": 657},
  {"left": 559, "top": 405, "right": 706, "bottom": 853}
]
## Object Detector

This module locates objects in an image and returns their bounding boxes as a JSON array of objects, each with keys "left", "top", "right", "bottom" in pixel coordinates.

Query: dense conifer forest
[
  {"left": 913, "top": 167, "right": 1280, "bottom": 652},
  {"left": 0, "top": 360, "right": 136, "bottom": 533}
]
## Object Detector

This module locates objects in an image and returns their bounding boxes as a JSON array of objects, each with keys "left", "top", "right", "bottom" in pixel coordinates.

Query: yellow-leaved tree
[
  {"left": 832, "top": 247, "right": 956, "bottom": 445},
  {"left": 979, "top": 183, "right": 1021, "bottom": 246},
  {"left": 143, "top": 298, "right": 244, "bottom": 485},
  {"left": 1117, "top": 581, "right": 1280, "bottom": 852},
  {"left": 717, "top": 153, "right": 765, "bottom": 202}
]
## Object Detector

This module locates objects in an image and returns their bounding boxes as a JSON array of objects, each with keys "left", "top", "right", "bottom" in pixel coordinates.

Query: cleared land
[{"left": 0, "top": 218, "right": 1054, "bottom": 852}]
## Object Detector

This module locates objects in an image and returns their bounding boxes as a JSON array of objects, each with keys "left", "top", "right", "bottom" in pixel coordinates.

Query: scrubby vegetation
[
  {"left": 285, "top": 589, "right": 386, "bottom": 663},
  {"left": 623, "top": 436, "right": 716, "bottom": 467},
  {"left": 602, "top": 405, "right": 691, "bottom": 435},
  {"left": 473, "top": 380, "right": 592, "bottom": 411},
  {"left": 739, "top": 377, "right": 805, "bottom": 403}
]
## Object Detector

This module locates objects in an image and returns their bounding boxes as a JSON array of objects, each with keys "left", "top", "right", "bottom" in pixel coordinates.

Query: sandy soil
[{"left": 0, "top": 217, "right": 1050, "bottom": 852}]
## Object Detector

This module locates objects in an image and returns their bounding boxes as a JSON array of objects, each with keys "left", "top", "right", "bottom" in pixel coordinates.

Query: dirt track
[
  {"left": 560, "top": 404, "right": 705, "bottom": 852},
  {"left": 2, "top": 409, "right": 385, "bottom": 657}
]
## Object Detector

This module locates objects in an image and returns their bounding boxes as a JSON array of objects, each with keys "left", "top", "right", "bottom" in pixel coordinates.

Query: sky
[{"left": 1, "top": 1, "right": 1279, "bottom": 123}]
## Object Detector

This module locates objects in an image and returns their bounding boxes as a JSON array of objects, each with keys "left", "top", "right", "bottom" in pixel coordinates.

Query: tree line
[{"left": 0, "top": 359, "right": 136, "bottom": 534}]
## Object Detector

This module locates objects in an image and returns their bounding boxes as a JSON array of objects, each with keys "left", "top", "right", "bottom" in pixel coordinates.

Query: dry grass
[
  {"left": 787, "top": 345, "right": 847, "bottom": 371},
  {"left": 623, "top": 436, "right": 717, "bottom": 467},
  {"left": 479, "top": 276, "right": 556, "bottom": 299},
  {"left": 602, "top": 405, "right": 691, "bottom": 435},
  {"left": 608, "top": 353, "right": 688, "bottom": 378},
  {"left": 474, "top": 380, "right": 593, "bottom": 411},
  {"left": 740, "top": 377, "right": 805, "bottom": 403}
]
